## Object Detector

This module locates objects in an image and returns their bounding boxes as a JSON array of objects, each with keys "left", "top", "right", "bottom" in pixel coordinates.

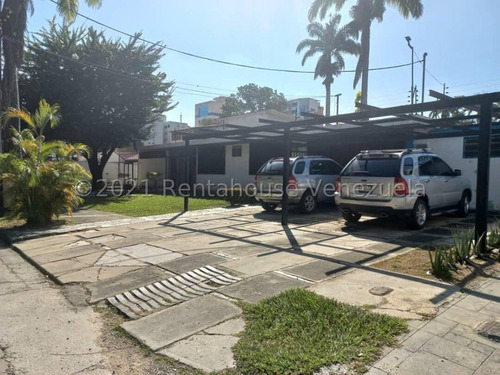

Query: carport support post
[
  {"left": 184, "top": 138, "right": 190, "bottom": 212},
  {"left": 475, "top": 100, "right": 492, "bottom": 254},
  {"left": 281, "top": 127, "right": 291, "bottom": 226}
]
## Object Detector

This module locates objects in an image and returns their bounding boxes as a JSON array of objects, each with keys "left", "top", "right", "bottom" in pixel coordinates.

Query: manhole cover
[
  {"left": 369, "top": 286, "right": 393, "bottom": 296},
  {"left": 477, "top": 321, "right": 500, "bottom": 343}
]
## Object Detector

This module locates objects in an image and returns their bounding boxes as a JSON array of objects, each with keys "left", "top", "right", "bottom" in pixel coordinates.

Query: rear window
[
  {"left": 257, "top": 160, "right": 283, "bottom": 175},
  {"left": 342, "top": 157, "right": 401, "bottom": 177}
]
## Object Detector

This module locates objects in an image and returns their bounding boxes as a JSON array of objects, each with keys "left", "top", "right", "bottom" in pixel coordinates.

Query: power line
[
  {"left": 412, "top": 48, "right": 443, "bottom": 86},
  {"left": 47, "top": 0, "right": 420, "bottom": 75}
]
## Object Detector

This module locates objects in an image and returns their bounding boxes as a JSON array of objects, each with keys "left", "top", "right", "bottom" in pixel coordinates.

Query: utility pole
[
  {"left": 334, "top": 93, "right": 342, "bottom": 116},
  {"left": 421, "top": 52, "right": 427, "bottom": 115},
  {"left": 405, "top": 36, "right": 414, "bottom": 105}
]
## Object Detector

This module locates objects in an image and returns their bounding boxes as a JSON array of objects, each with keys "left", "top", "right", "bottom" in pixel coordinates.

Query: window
[
  {"left": 198, "top": 145, "right": 225, "bottom": 174},
  {"left": 232, "top": 145, "right": 242, "bottom": 157},
  {"left": 257, "top": 160, "right": 283, "bottom": 176},
  {"left": 403, "top": 157, "right": 414, "bottom": 175},
  {"left": 463, "top": 134, "right": 500, "bottom": 158},
  {"left": 294, "top": 161, "right": 305, "bottom": 174},
  {"left": 343, "top": 158, "right": 401, "bottom": 177},
  {"left": 418, "top": 156, "right": 454, "bottom": 176}
]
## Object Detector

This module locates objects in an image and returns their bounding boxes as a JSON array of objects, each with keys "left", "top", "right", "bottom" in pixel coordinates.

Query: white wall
[
  {"left": 77, "top": 152, "right": 122, "bottom": 181},
  {"left": 138, "top": 158, "right": 166, "bottom": 182},
  {"left": 417, "top": 136, "right": 500, "bottom": 210},
  {"left": 197, "top": 143, "right": 254, "bottom": 188}
]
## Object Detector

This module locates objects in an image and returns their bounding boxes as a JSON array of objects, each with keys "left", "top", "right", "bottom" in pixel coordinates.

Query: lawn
[
  {"left": 233, "top": 288, "right": 407, "bottom": 374},
  {"left": 81, "top": 194, "right": 228, "bottom": 217}
]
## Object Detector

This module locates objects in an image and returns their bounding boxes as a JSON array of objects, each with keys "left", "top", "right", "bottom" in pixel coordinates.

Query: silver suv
[
  {"left": 334, "top": 149, "right": 472, "bottom": 229},
  {"left": 255, "top": 156, "right": 343, "bottom": 213}
]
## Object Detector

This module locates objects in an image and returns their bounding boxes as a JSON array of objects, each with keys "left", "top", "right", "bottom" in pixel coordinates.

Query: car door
[
  {"left": 432, "top": 157, "right": 461, "bottom": 206},
  {"left": 417, "top": 155, "right": 444, "bottom": 209}
]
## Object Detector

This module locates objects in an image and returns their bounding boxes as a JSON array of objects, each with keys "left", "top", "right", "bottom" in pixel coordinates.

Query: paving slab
[
  {"left": 282, "top": 259, "right": 349, "bottom": 281},
  {"left": 87, "top": 266, "right": 174, "bottom": 303},
  {"left": 311, "top": 268, "right": 457, "bottom": 318},
  {"left": 121, "top": 295, "right": 241, "bottom": 350},
  {"left": 159, "top": 334, "right": 238, "bottom": 372},
  {"left": 421, "top": 335, "right": 488, "bottom": 370},
  {"left": 204, "top": 318, "right": 245, "bottom": 336},
  {"left": 392, "top": 351, "right": 473, "bottom": 375},
  {"left": 113, "top": 244, "right": 183, "bottom": 265},
  {"left": 439, "top": 305, "right": 493, "bottom": 328},
  {"left": 31, "top": 244, "right": 104, "bottom": 264},
  {"left": 58, "top": 265, "right": 140, "bottom": 284},
  {"left": 421, "top": 316, "right": 458, "bottom": 337},
  {"left": 218, "top": 272, "right": 309, "bottom": 303},
  {"left": 159, "top": 253, "right": 226, "bottom": 274},
  {"left": 212, "top": 245, "right": 272, "bottom": 259},
  {"left": 42, "top": 251, "right": 105, "bottom": 277},
  {"left": 401, "top": 330, "right": 435, "bottom": 352},
  {"left": 220, "top": 251, "right": 311, "bottom": 276},
  {"left": 474, "top": 349, "right": 499, "bottom": 375}
]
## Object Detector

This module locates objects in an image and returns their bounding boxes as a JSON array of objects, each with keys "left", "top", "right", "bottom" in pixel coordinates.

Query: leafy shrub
[
  {"left": 488, "top": 220, "right": 500, "bottom": 249},
  {"left": 428, "top": 245, "right": 451, "bottom": 279},
  {"left": 0, "top": 100, "right": 90, "bottom": 225},
  {"left": 452, "top": 229, "right": 473, "bottom": 264}
]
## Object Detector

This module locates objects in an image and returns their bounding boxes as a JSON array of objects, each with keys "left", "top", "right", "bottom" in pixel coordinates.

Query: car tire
[
  {"left": 342, "top": 211, "right": 361, "bottom": 223},
  {"left": 299, "top": 191, "right": 316, "bottom": 214},
  {"left": 456, "top": 192, "right": 470, "bottom": 218},
  {"left": 261, "top": 202, "right": 277, "bottom": 213},
  {"left": 408, "top": 198, "right": 428, "bottom": 230}
]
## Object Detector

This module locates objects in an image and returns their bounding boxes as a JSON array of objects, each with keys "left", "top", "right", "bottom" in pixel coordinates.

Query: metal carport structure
[{"left": 179, "top": 92, "right": 500, "bottom": 253}]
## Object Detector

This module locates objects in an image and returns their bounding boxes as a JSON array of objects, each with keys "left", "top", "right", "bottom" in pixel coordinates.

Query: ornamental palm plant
[{"left": 0, "top": 99, "right": 90, "bottom": 225}]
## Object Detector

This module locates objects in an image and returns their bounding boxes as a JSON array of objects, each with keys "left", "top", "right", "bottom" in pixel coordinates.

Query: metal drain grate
[{"left": 107, "top": 266, "right": 241, "bottom": 319}]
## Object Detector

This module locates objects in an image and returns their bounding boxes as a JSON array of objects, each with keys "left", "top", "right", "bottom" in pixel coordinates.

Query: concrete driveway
[{"left": 4, "top": 204, "right": 478, "bottom": 372}]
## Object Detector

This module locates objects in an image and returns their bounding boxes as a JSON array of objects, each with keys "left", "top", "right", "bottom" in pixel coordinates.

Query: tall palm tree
[
  {"left": 308, "top": 0, "right": 423, "bottom": 105},
  {"left": 297, "top": 14, "right": 358, "bottom": 116}
]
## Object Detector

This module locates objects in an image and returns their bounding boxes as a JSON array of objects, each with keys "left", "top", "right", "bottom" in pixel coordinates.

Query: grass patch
[
  {"left": 81, "top": 194, "right": 228, "bottom": 217},
  {"left": 233, "top": 288, "right": 407, "bottom": 374}
]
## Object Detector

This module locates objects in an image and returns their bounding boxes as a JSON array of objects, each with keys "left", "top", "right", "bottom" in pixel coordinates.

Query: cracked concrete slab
[
  {"left": 218, "top": 272, "right": 309, "bottom": 303},
  {"left": 121, "top": 295, "right": 241, "bottom": 350},
  {"left": 310, "top": 268, "right": 458, "bottom": 318},
  {"left": 159, "top": 253, "right": 226, "bottom": 274},
  {"left": 159, "top": 334, "right": 238, "bottom": 372},
  {"left": 220, "top": 251, "right": 311, "bottom": 276},
  {"left": 87, "top": 266, "right": 174, "bottom": 303},
  {"left": 282, "top": 259, "right": 349, "bottom": 281}
]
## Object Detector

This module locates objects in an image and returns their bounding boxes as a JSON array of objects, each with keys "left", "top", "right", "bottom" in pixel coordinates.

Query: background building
[
  {"left": 286, "top": 98, "right": 323, "bottom": 120},
  {"left": 194, "top": 96, "right": 228, "bottom": 126}
]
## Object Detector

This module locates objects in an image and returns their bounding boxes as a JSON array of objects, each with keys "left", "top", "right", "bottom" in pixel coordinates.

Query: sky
[{"left": 29, "top": 0, "right": 500, "bottom": 127}]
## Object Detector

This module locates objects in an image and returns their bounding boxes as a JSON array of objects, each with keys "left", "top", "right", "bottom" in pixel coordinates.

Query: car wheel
[
  {"left": 299, "top": 191, "right": 316, "bottom": 214},
  {"left": 342, "top": 211, "right": 361, "bottom": 223},
  {"left": 457, "top": 192, "right": 470, "bottom": 218},
  {"left": 261, "top": 202, "right": 277, "bottom": 213},
  {"left": 408, "top": 198, "right": 428, "bottom": 230}
]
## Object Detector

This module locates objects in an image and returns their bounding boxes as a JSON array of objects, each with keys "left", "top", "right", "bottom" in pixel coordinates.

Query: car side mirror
[{"left": 454, "top": 169, "right": 462, "bottom": 176}]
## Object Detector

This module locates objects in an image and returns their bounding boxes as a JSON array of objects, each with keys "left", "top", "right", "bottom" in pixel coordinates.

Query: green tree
[
  {"left": 308, "top": 0, "right": 423, "bottom": 105},
  {"left": 297, "top": 14, "right": 358, "bottom": 116},
  {"left": 0, "top": 0, "right": 102, "bottom": 113},
  {"left": 0, "top": 99, "right": 90, "bottom": 225},
  {"left": 221, "top": 83, "right": 287, "bottom": 117},
  {"left": 20, "top": 22, "right": 176, "bottom": 188}
]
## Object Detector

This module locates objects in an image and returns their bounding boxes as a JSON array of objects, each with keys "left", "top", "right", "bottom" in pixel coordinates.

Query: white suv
[{"left": 334, "top": 149, "right": 472, "bottom": 229}]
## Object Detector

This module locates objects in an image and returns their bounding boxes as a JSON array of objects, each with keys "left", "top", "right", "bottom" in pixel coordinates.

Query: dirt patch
[
  {"left": 94, "top": 304, "right": 204, "bottom": 375},
  {"left": 371, "top": 247, "right": 500, "bottom": 287}
]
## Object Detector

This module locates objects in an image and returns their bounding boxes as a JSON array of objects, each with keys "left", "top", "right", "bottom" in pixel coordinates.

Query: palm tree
[
  {"left": 0, "top": 0, "right": 102, "bottom": 111},
  {"left": 297, "top": 14, "right": 358, "bottom": 116},
  {"left": 0, "top": 99, "right": 90, "bottom": 225},
  {"left": 308, "top": 0, "right": 423, "bottom": 105}
]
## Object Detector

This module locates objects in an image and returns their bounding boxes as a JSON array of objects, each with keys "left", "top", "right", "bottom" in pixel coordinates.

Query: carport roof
[{"left": 176, "top": 93, "right": 500, "bottom": 143}]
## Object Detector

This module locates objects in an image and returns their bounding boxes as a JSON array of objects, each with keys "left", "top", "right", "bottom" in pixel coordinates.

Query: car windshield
[{"left": 343, "top": 158, "right": 401, "bottom": 177}]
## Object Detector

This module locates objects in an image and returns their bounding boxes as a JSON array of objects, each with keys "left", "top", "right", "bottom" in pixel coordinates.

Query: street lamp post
[
  {"left": 334, "top": 93, "right": 342, "bottom": 116},
  {"left": 405, "top": 36, "right": 414, "bottom": 105}
]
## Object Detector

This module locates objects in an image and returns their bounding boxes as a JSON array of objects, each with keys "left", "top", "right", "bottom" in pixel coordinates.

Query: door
[
  {"left": 431, "top": 157, "right": 461, "bottom": 206},
  {"left": 308, "top": 159, "right": 341, "bottom": 201},
  {"left": 417, "top": 155, "right": 446, "bottom": 209}
]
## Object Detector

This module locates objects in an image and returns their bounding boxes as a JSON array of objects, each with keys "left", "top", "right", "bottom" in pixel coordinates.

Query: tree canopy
[
  {"left": 20, "top": 21, "right": 176, "bottom": 187},
  {"left": 221, "top": 83, "right": 287, "bottom": 118}
]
